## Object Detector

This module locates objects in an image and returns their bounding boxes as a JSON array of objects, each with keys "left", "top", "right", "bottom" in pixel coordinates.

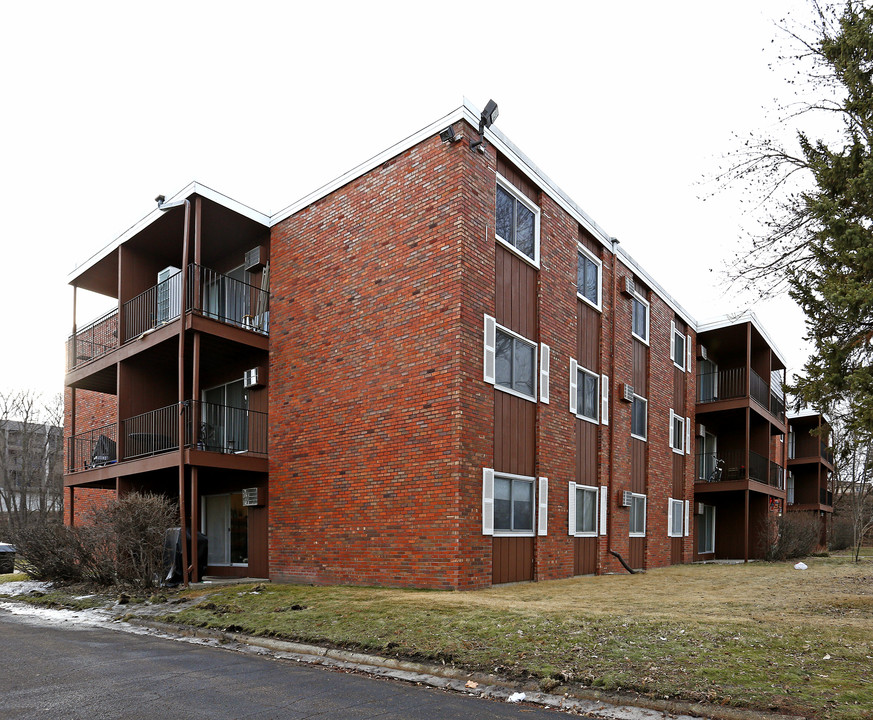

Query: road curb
[{"left": 126, "top": 617, "right": 802, "bottom": 720}]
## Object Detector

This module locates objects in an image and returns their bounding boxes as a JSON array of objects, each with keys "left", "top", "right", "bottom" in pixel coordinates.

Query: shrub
[
  {"left": 761, "top": 512, "right": 821, "bottom": 561},
  {"left": 11, "top": 492, "right": 176, "bottom": 589},
  {"left": 829, "top": 515, "right": 854, "bottom": 552}
]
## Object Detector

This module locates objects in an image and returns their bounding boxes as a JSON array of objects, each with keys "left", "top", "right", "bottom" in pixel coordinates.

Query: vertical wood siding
[
  {"left": 495, "top": 246, "right": 537, "bottom": 338},
  {"left": 574, "top": 536, "right": 598, "bottom": 575},
  {"left": 494, "top": 390, "right": 536, "bottom": 476},
  {"left": 576, "top": 418, "right": 598, "bottom": 486},
  {"left": 629, "top": 536, "right": 645, "bottom": 569},
  {"left": 492, "top": 536, "right": 534, "bottom": 583},
  {"left": 577, "top": 300, "right": 600, "bottom": 371},
  {"left": 496, "top": 155, "right": 538, "bottom": 203}
]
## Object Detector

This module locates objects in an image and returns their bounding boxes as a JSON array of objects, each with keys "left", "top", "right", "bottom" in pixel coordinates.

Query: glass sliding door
[
  {"left": 202, "top": 379, "right": 249, "bottom": 453},
  {"left": 202, "top": 492, "right": 248, "bottom": 566}
]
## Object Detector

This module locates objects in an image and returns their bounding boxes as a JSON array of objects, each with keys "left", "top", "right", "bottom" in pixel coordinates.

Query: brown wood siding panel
[
  {"left": 576, "top": 418, "right": 598, "bottom": 486},
  {"left": 633, "top": 340, "right": 647, "bottom": 395},
  {"left": 631, "top": 438, "right": 646, "bottom": 493},
  {"left": 492, "top": 536, "right": 534, "bottom": 583},
  {"left": 495, "top": 246, "right": 536, "bottom": 339},
  {"left": 671, "top": 536, "right": 683, "bottom": 565},
  {"left": 494, "top": 390, "right": 535, "bottom": 477},
  {"left": 577, "top": 300, "right": 600, "bottom": 372},
  {"left": 673, "top": 453, "right": 685, "bottom": 496},
  {"left": 574, "top": 536, "right": 598, "bottom": 575},
  {"left": 496, "top": 155, "right": 538, "bottom": 203},
  {"left": 247, "top": 503, "right": 269, "bottom": 577},
  {"left": 629, "top": 537, "right": 645, "bottom": 569},
  {"left": 578, "top": 229, "right": 601, "bottom": 256},
  {"left": 673, "top": 366, "right": 686, "bottom": 409}
]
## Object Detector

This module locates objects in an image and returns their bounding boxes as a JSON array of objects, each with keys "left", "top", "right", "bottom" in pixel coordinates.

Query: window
[
  {"left": 494, "top": 473, "right": 535, "bottom": 533},
  {"left": 669, "top": 410, "right": 684, "bottom": 454},
  {"left": 577, "top": 246, "right": 602, "bottom": 309},
  {"left": 671, "top": 322, "right": 686, "bottom": 371},
  {"left": 202, "top": 493, "right": 248, "bottom": 566},
  {"left": 631, "top": 394, "right": 647, "bottom": 440},
  {"left": 572, "top": 363, "right": 599, "bottom": 423},
  {"left": 496, "top": 177, "right": 539, "bottom": 265},
  {"left": 576, "top": 485, "right": 598, "bottom": 535},
  {"left": 786, "top": 472, "right": 795, "bottom": 505},
  {"left": 629, "top": 493, "right": 646, "bottom": 536},
  {"left": 698, "top": 504, "right": 715, "bottom": 554},
  {"left": 668, "top": 498, "right": 685, "bottom": 537},
  {"left": 484, "top": 316, "right": 537, "bottom": 401},
  {"left": 632, "top": 296, "right": 649, "bottom": 343},
  {"left": 202, "top": 379, "right": 250, "bottom": 453},
  {"left": 698, "top": 359, "right": 718, "bottom": 402}
]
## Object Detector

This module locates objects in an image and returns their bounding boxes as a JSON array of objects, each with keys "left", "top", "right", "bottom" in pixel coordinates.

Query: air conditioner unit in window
[
  {"left": 621, "top": 490, "right": 634, "bottom": 507},
  {"left": 243, "top": 367, "right": 265, "bottom": 389},
  {"left": 696, "top": 423, "right": 706, "bottom": 437},
  {"left": 698, "top": 345, "right": 709, "bottom": 361},
  {"left": 245, "top": 245, "right": 268, "bottom": 272},
  {"left": 242, "top": 487, "right": 260, "bottom": 507},
  {"left": 622, "top": 276, "right": 636, "bottom": 296},
  {"left": 622, "top": 383, "right": 634, "bottom": 402}
]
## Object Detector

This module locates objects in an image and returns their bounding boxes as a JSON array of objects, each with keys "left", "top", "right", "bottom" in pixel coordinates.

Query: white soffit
[{"left": 697, "top": 310, "right": 789, "bottom": 368}]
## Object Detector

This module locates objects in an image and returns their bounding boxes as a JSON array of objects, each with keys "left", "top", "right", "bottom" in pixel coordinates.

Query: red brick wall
[
  {"left": 269, "top": 124, "right": 481, "bottom": 589},
  {"left": 64, "top": 486, "right": 114, "bottom": 525}
]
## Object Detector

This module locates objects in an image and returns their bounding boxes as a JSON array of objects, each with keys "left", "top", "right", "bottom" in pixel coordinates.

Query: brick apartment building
[{"left": 63, "top": 99, "right": 831, "bottom": 588}]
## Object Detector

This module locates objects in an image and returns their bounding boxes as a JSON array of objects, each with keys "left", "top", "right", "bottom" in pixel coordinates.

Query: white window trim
[
  {"left": 495, "top": 174, "right": 540, "bottom": 269},
  {"left": 629, "top": 492, "right": 647, "bottom": 537},
  {"left": 572, "top": 362, "right": 600, "bottom": 424},
  {"left": 669, "top": 409, "right": 685, "bottom": 455},
  {"left": 538, "top": 477, "right": 549, "bottom": 536},
  {"left": 686, "top": 333, "right": 693, "bottom": 373},
  {"left": 569, "top": 483, "right": 599, "bottom": 537},
  {"left": 490, "top": 470, "right": 537, "bottom": 538},
  {"left": 576, "top": 243, "right": 602, "bottom": 311},
  {"left": 631, "top": 394, "right": 648, "bottom": 442},
  {"left": 484, "top": 317, "right": 538, "bottom": 403},
  {"left": 600, "top": 374, "right": 610, "bottom": 426},
  {"left": 671, "top": 321, "right": 686, "bottom": 371},
  {"left": 685, "top": 416, "right": 691, "bottom": 456},
  {"left": 667, "top": 497, "right": 684, "bottom": 537},
  {"left": 539, "top": 344, "right": 550, "bottom": 404},
  {"left": 631, "top": 294, "right": 650, "bottom": 345}
]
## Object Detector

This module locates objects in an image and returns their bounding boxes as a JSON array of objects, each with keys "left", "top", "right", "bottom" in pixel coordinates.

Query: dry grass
[{"left": 149, "top": 558, "right": 872, "bottom": 718}]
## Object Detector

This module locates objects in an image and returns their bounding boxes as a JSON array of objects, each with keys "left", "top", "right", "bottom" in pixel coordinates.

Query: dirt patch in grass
[{"left": 147, "top": 558, "right": 873, "bottom": 720}]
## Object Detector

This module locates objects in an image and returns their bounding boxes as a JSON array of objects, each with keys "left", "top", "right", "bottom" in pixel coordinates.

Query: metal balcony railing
[
  {"left": 695, "top": 449, "right": 783, "bottom": 488},
  {"left": 122, "top": 405, "right": 179, "bottom": 460},
  {"left": 66, "top": 401, "right": 268, "bottom": 473},
  {"left": 750, "top": 369, "right": 769, "bottom": 409},
  {"left": 820, "top": 488, "right": 833, "bottom": 506},
  {"left": 697, "top": 367, "right": 785, "bottom": 423},
  {"left": 183, "top": 400, "right": 267, "bottom": 456},
  {"left": 188, "top": 264, "right": 269, "bottom": 334},
  {"left": 119, "top": 265, "right": 270, "bottom": 343},
  {"left": 67, "top": 423, "right": 117, "bottom": 473},
  {"left": 123, "top": 270, "right": 183, "bottom": 342},
  {"left": 65, "top": 309, "right": 119, "bottom": 371}
]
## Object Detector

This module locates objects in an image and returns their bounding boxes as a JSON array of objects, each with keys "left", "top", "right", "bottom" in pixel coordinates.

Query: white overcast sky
[{"left": 0, "top": 1, "right": 826, "bottom": 401}]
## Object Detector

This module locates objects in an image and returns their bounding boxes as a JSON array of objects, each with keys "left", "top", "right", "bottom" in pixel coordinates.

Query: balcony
[
  {"left": 65, "top": 309, "right": 119, "bottom": 371},
  {"left": 66, "top": 401, "right": 267, "bottom": 473},
  {"left": 67, "top": 265, "right": 270, "bottom": 371},
  {"left": 821, "top": 488, "right": 833, "bottom": 506},
  {"left": 697, "top": 367, "right": 785, "bottom": 423},
  {"left": 790, "top": 436, "right": 834, "bottom": 465},
  {"left": 696, "top": 449, "right": 784, "bottom": 489}
]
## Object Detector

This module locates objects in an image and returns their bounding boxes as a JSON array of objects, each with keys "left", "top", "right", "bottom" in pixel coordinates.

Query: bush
[
  {"left": 761, "top": 512, "right": 821, "bottom": 561},
  {"left": 829, "top": 516, "right": 854, "bottom": 552},
  {"left": 11, "top": 492, "right": 177, "bottom": 589}
]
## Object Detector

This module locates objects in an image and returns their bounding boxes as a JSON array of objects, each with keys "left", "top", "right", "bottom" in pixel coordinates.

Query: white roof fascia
[
  {"left": 696, "top": 310, "right": 789, "bottom": 368},
  {"left": 615, "top": 248, "right": 696, "bottom": 329},
  {"left": 68, "top": 182, "right": 270, "bottom": 284},
  {"left": 786, "top": 408, "right": 833, "bottom": 425},
  {"left": 269, "top": 106, "right": 469, "bottom": 226}
]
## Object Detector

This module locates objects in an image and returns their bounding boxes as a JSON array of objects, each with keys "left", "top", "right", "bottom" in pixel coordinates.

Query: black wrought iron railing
[
  {"left": 821, "top": 488, "right": 833, "bottom": 506},
  {"left": 65, "top": 309, "right": 119, "bottom": 371},
  {"left": 122, "top": 270, "right": 182, "bottom": 342},
  {"left": 121, "top": 405, "right": 179, "bottom": 460},
  {"left": 750, "top": 369, "right": 769, "bottom": 409},
  {"left": 695, "top": 449, "right": 782, "bottom": 488},
  {"left": 184, "top": 400, "right": 267, "bottom": 456},
  {"left": 769, "top": 461, "right": 785, "bottom": 490},
  {"left": 188, "top": 264, "right": 269, "bottom": 334},
  {"left": 67, "top": 423, "right": 117, "bottom": 473},
  {"left": 769, "top": 392, "right": 786, "bottom": 421},
  {"left": 697, "top": 367, "right": 745, "bottom": 403}
]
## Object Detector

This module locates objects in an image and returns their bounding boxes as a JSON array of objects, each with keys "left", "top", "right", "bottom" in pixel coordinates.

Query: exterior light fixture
[
  {"left": 470, "top": 99, "right": 499, "bottom": 153},
  {"left": 440, "top": 125, "right": 462, "bottom": 143}
]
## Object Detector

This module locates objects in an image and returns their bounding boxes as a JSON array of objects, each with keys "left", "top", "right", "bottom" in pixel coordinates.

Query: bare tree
[
  {"left": 0, "top": 389, "right": 64, "bottom": 536},
  {"left": 830, "top": 413, "right": 873, "bottom": 561}
]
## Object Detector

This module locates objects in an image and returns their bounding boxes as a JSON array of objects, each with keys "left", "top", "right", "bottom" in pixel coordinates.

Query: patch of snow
[
  {"left": 794, "top": 562, "right": 808, "bottom": 570},
  {"left": 507, "top": 692, "right": 526, "bottom": 703},
  {"left": 0, "top": 580, "right": 52, "bottom": 596}
]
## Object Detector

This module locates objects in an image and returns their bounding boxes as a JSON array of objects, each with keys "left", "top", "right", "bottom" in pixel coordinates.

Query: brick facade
[{"left": 63, "top": 101, "right": 807, "bottom": 589}]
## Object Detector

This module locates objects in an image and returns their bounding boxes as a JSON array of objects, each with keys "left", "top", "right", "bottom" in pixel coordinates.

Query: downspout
[{"left": 157, "top": 196, "right": 191, "bottom": 586}]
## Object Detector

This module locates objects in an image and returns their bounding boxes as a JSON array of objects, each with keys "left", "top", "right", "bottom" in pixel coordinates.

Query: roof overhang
[
  {"left": 67, "top": 182, "right": 270, "bottom": 286},
  {"left": 696, "top": 310, "right": 789, "bottom": 368}
]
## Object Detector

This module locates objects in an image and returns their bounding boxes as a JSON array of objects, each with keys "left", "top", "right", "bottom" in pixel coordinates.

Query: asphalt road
[{"left": 0, "top": 608, "right": 565, "bottom": 720}]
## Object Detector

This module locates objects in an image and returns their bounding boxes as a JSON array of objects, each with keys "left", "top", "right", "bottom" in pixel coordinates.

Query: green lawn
[{"left": 153, "top": 558, "right": 873, "bottom": 719}]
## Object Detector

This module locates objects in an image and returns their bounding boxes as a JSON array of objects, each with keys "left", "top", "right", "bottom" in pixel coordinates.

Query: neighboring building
[
  {"left": 786, "top": 410, "right": 834, "bottom": 549},
  {"left": 63, "top": 100, "right": 806, "bottom": 588},
  {"left": 1, "top": 419, "right": 63, "bottom": 529}
]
